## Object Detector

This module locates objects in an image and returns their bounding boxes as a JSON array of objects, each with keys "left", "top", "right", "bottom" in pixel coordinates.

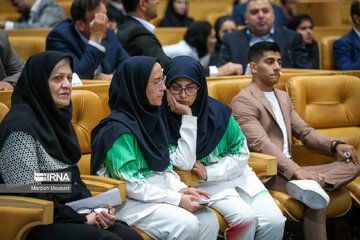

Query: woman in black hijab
[
  {"left": 0, "top": 51, "right": 142, "bottom": 240},
  {"left": 158, "top": 0, "right": 194, "bottom": 27},
  {"left": 91, "top": 56, "right": 219, "bottom": 240},
  {"left": 163, "top": 56, "right": 285, "bottom": 240}
]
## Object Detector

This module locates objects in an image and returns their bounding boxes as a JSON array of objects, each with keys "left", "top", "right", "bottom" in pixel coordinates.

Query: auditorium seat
[
  {"left": 8, "top": 36, "right": 46, "bottom": 61},
  {"left": 319, "top": 35, "right": 341, "bottom": 70},
  {"left": 0, "top": 101, "right": 9, "bottom": 122},
  {"left": 287, "top": 75, "right": 360, "bottom": 207}
]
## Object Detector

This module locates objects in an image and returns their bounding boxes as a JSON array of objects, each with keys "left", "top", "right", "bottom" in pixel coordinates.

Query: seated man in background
[
  {"left": 119, "top": 0, "right": 243, "bottom": 77},
  {"left": 232, "top": 0, "right": 288, "bottom": 27},
  {"left": 230, "top": 41, "right": 360, "bottom": 240},
  {"left": 46, "top": 0, "right": 129, "bottom": 80},
  {"left": 218, "top": 0, "right": 312, "bottom": 73},
  {"left": 333, "top": 1, "right": 360, "bottom": 70},
  {"left": 106, "top": 0, "right": 126, "bottom": 28},
  {"left": 0, "top": 0, "right": 65, "bottom": 29},
  {"left": 0, "top": 30, "right": 24, "bottom": 91}
]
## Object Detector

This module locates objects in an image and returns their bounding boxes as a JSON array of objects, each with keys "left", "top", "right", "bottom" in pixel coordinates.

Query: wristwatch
[{"left": 331, "top": 140, "right": 346, "bottom": 153}]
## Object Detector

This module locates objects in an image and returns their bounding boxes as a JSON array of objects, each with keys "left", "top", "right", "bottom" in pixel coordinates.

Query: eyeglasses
[
  {"left": 154, "top": 76, "right": 167, "bottom": 91},
  {"left": 168, "top": 84, "right": 199, "bottom": 96},
  {"left": 76, "top": 206, "right": 109, "bottom": 214}
]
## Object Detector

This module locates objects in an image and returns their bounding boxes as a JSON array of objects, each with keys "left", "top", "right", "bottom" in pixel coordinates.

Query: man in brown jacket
[{"left": 230, "top": 41, "right": 360, "bottom": 240}]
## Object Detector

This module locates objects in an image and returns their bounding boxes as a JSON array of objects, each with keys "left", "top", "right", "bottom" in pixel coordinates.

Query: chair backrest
[
  {"left": 208, "top": 79, "right": 252, "bottom": 106},
  {"left": 6, "top": 28, "right": 51, "bottom": 38},
  {"left": 71, "top": 90, "right": 104, "bottom": 155},
  {"left": 155, "top": 27, "right": 187, "bottom": 46},
  {"left": 296, "top": 1, "right": 343, "bottom": 26},
  {"left": 313, "top": 25, "right": 352, "bottom": 43},
  {"left": 319, "top": 35, "right": 341, "bottom": 70},
  {"left": 288, "top": 75, "right": 360, "bottom": 128},
  {"left": 8, "top": 36, "right": 45, "bottom": 61},
  {"left": 287, "top": 75, "right": 360, "bottom": 154},
  {"left": 0, "top": 102, "right": 9, "bottom": 122}
]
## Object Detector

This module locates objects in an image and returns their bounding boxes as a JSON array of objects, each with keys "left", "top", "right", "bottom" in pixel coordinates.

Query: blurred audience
[
  {"left": 232, "top": 0, "right": 288, "bottom": 27},
  {"left": 159, "top": 0, "right": 194, "bottom": 27},
  {"left": 119, "top": 0, "right": 242, "bottom": 77},
  {"left": 281, "top": 0, "right": 297, "bottom": 20},
  {"left": 287, "top": 14, "right": 319, "bottom": 69},
  {"left": 46, "top": 0, "right": 129, "bottom": 80},
  {"left": 106, "top": 0, "right": 126, "bottom": 28},
  {"left": 333, "top": 1, "right": 360, "bottom": 70},
  {"left": 0, "top": 0, "right": 65, "bottom": 29},
  {"left": 209, "top": 16, "right": 237, "bottom": 66},
  {"left": 163, "top": 21, "right": 216, "bottom": 68},
  {"left": 218, "top": 0, "right": 312, "bottom": 73},
  {"left": 0, "top": 30, "right": 24, "bottom": 91}
]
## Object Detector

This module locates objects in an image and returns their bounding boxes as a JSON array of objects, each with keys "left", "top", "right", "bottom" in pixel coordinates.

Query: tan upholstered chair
[
  {"left": 319, "top": 35, "right": 341, "bottom": 70},
  {"left": 0, "top": 102, "right": 9, "bottom": 122},
  {"left": 8, "top": 36, "right": 45, "bottom": 61},
  {"left": 287, "top": 75, "right": 360, "bottom": 207}
]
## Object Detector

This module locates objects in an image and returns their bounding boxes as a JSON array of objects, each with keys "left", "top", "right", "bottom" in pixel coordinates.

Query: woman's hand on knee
[
  {"left": 96, "top": 206, "right": 116, "bottom": 229},
  {"left": 179, "top": 194, "right": 204, "bottom": 212}
]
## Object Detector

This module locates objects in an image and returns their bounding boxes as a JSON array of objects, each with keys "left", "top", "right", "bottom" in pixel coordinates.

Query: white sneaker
[{"left": 286, "top": 180, "right": 330, "bottom": 209}]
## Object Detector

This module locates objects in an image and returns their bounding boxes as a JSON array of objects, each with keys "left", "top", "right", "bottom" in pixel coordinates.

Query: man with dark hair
[
  {"left": 119, "top": 0, "right": 243, "bottom": 77},
  {"left": 333, "top": 1, "right": 360, "bottom": 70},
  {"left": 230, "top": 41, "right": 360, "bottom": 240},
  {"left": 218, "top": 0, "right": 312, "bottom": 73},
  {"left": 0, "top": 0, "right": 65, "bottom": 29},
  {"left": 46, "top": 0, "right": 129, "bottom": 80},
  {"left": 0, "top": 30, "right": 24, "bottom": 90}
]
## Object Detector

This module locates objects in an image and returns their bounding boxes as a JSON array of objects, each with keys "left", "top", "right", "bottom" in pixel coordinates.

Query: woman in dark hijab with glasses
[
  {"left": 163, "top": 56, "right": 285, "bottom": 240},
  {"left": 90, "top": 56, "right": 219, "bottom": 240},
  {"left": 0, "top": 51, "right": 142, "bottom": 240}
]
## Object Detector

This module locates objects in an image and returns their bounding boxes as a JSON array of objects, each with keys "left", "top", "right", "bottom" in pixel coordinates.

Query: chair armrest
[
  {"left": 174, "top": 169, "right": 199, "bottom": 187},
  {"left": 81, "top": 175, "right": 126, "bottom": 201},
  {"left": 248, "top": 152, "right": 277, "bottom": 178},
  {"left": 0, "top": 195, "right": 53, "bottom": 240}
]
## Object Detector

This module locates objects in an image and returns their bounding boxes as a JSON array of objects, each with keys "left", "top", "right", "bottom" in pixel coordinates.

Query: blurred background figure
[
  {"left": 209, "top": 16, "right": 237, "bottom": 66},
  {"left": 232, "top": 0, "right": 288, "bottom": 27},
  {"left": 0, "top": 0, "right": 65, "bottom": 29},
  {"left": 287, "top": 14, "right": 319, "bottom": 69},
  {"left": 281, "top": 0, "right": 297, "bottom": 20},
  {"left": 106, "top": 0, "right": 126, "bottom": 28},
  {"left": 158, "top": 0, "right": 193, "bottom": 27},
  {"left": 163, "top": 21, "right": 216, "bottom": 68}
]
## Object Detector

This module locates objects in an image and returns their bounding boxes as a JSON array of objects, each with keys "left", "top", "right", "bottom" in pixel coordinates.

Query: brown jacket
[{"left": 230, "top": 81, "right": 334, "bottom": 180}]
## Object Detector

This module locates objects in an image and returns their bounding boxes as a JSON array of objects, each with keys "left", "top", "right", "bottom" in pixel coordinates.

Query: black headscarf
[
  {"left": 158, "top": 0, "right": 194, "bottom": 27},
  {"left": 0, "top": 51, "right": 81, "bottom": 165},
  {"left": 91, "top": 56, "right": 170, "bottom": 174},
  {"left": 162, "top": 56, "right": 232, "bottom": 159}
]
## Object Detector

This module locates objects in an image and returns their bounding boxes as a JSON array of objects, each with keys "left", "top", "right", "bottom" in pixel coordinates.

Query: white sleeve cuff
[
  {"left": 205, "top": 165, "right": 218, "bottom": 182},
  {"left": 209, "top": 65, "right": 218, "bottom": 77},
  {"left": 88, "top": 40, "right": 106, "bottom": 52},
  {"left": 165, "top": 190, "right": 182, "bottom": 206},
  {"left": 5, "top": 21, "right": 14, "bottom": 30}
]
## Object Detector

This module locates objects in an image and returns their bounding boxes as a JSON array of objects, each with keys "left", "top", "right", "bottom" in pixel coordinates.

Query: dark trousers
[{"left": 27, "top": 221, "right": 143, "bottom": 240}]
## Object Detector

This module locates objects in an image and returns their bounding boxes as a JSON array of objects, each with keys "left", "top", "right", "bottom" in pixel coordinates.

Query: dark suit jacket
[
  {"left": 106, "top": 2, "right": 126, "bottom": 27},
  {"left": 14, "top": 0, "right": 65, "bottom": 29},
  {"left": 117, "top": 16, "right": 170, "bottom": 68},
  {"left": 0, "top": 30, "right": 24, "bottom": 84},
  {"left": 230, "top": 81, "right": 333, "bottom": 180},
  {"left": 217, "top": 27, "right": 313, "bottom": 72},
  {"left": 46, "top": 19, "right": 129, "bottom": 79},
  {"left": 333, "top": 29, "right": 360, "bottom": 70}
]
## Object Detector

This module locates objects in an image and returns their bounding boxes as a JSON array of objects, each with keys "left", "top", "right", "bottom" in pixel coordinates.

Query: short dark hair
[
  {"left": 286, "top": 14, "right": 313, "bottom": 31},
  {"left": 122, "top": 0, "right": 140, "bottom": 13},
  {"left": 71, "top": 0, "right": 101, "bottom": 21},
  {"left": 351, "top": 1, "right": 360, "bottom": 25},
  {"left": 184, "top": 21, "right": 212, "bottom": 58},
  {"left": 248, "top": 41, "right": 281, "bottom": 63}
]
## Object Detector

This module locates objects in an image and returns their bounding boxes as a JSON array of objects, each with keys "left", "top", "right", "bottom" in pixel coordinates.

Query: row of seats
[
  {"left": 1, "top": 72, "right": 359, "bottom": 239},
  {"left": 5, "top": 24, "right": 353, "bottom": 69}
]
